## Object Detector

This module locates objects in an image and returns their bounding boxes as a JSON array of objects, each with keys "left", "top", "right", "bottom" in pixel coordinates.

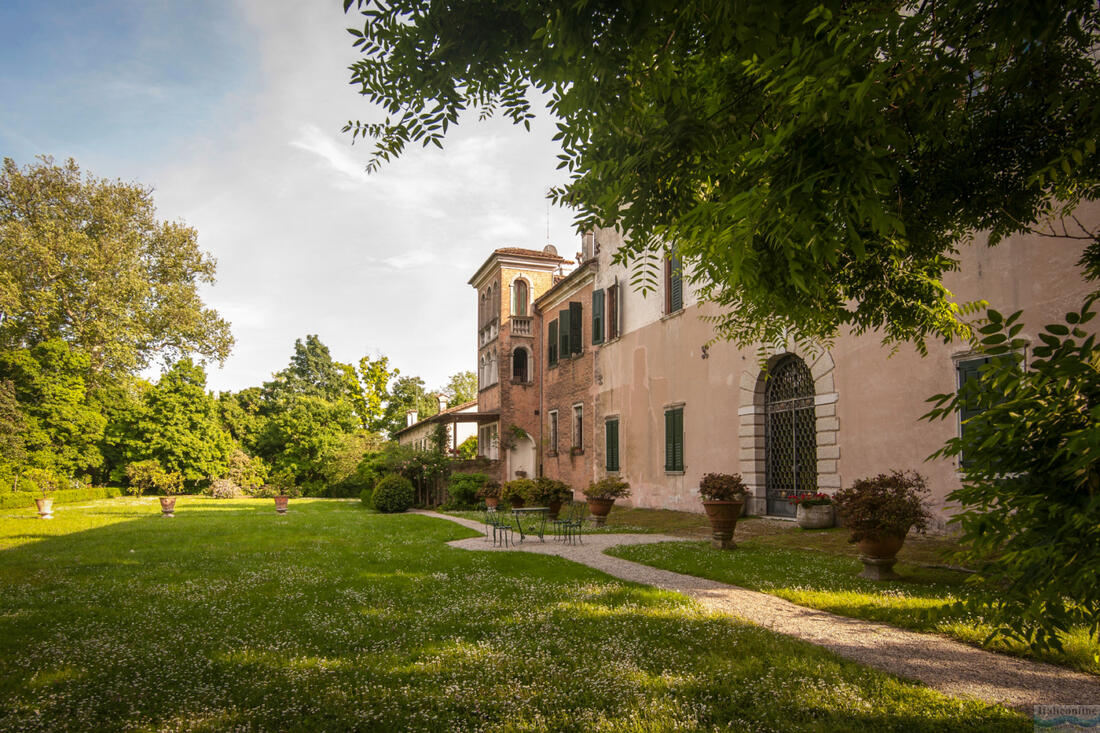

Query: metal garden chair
[
  {"left": 483, "top": 508, "right": 514, "bottom": 547},
  {"left": 555, "top": 501, "right": 588, "bottom": 545}
]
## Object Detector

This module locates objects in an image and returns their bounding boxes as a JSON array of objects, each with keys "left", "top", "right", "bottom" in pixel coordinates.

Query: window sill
[
  {"left": 660, "top": 309, "right": 685, "bottom": 322},
  {"left": 570, "top": 448, "right": 584, "bottom": 456},
  {"left": 547, "top": 451, "right": 558, "bottom": 458},
  {"left": 664, "top": 469, "right": 685, "bottom": 475}
]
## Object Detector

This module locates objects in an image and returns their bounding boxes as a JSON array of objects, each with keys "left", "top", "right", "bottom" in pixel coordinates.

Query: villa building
[{"left": 396, "top": 202, "right": 1099, "bottom": 523}]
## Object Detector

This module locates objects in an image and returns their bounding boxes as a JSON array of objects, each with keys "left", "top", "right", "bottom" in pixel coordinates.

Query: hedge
[{"left": 0, "top": 486, "right": 124, "bottom": 511}]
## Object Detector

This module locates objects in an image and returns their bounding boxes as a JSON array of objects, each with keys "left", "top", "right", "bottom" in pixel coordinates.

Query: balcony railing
[{"left": 510, "top": 316, "right": 532, "bottom": 336}]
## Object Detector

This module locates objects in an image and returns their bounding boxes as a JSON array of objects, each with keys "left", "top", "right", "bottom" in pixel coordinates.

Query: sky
[{"left": 0, "top": 0, "right": 580, "bottom": 393}]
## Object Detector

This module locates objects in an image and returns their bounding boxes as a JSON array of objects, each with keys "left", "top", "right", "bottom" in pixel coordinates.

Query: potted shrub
[
  {"left": 269, "top": 468, "right": 301, "bottom": 514},
  {"left": 833, "top": 470, "right": 932, "bottom": 580},
  {"left": 126, "top": 460, "right": 183, "bottom": 516},
  {"left": 698, "top": 473, "right": 749, "bottom": 549},
  {"left": 583, "top": 477, "right": 631, "bottom": 525},
  {"left": 790, "top": 492, "right": 835, "bottom": 529},
  {"left": 501, "top": 478, "right": 535, "bottom": 508},
  {"left": 531, "top": 477, "right": 573, "bottom": 519},
  {"left": 24, "top": 468, "right": 58, "bottom": 520},
  {"left": 477, "top": 480, "right": 501, "bottom": 509}
]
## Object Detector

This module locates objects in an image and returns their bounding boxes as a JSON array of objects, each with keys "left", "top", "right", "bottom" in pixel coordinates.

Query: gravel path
[{"left": 420, "top": 510, "right": 1100, "bottom": 712}]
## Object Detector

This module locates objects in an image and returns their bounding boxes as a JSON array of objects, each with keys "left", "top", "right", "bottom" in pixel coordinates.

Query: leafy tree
[
  {"left": 265, "top": 335, "right": 359, "bottom": 406},
  {"left": 925, "top": 304, "right": 1100, "bottom": 654},
  {"left": 224, "top": 449, "right": 269, "bottom": 494},
  {"left": 0, "top": 157, "right": 232, "bottom": 377},
  {"left": 0, "top": 380, "right": 27, "bottom": 489},
  {"left": 380, "top": 375, "right": 438, "bottom": 437},
  {"left": 0, "top": 340, "right": 106, "bottom": 479},
  {"left": 343, "top": 0, "right": 1100, "bottom": 348},
  {"left": 357, "top": 354, "right": 399, "bottom": 431},
  {"left": 256, "top": 395, "right": 357, "bottom": 493},
  {"left": 443, "top": 370, "right": 477, "bottom": 408},
  {"left": 115, "top": 359, "right": 232, "bottom": 487},
  {"left": 217, "top": 387, "right": 267, "bottom": 454}
]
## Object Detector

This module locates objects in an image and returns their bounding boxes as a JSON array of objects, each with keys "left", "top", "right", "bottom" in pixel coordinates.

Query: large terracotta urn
[
  {"left": 702, "top": 500, "right": 744, "bottom": 549},
  {"left": 274, "top": 495, "right": 289, "bottom": 514},
  {"left": 856, "top": 534, "right": 905, "bottom": 580},
  {"left": 484, "top": 496, "right": 499, "bottom": 509},
  {"left": 159, "top": 497, "right": 177, "bottom": 517},
  {"left": 586, "top": 498, "right": 614, "bottom": 526}
]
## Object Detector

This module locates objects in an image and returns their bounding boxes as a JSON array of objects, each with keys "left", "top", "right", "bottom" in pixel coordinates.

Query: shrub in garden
[
  {"left": 372, "top": 474, "right": 414, "bottom": 513},
  {"left": 501, "top": 478, "right": 536, "bottom": 505},
  {"left": 446, "top": 472, "right": 486, "bottom": 508},
  {"left": 21, "top": 467, "right": 63, "bottom": 497},
  {"left": 530, "top": 477, "right": 573, "bottom": 505},
  {"left": 698, "top": 473, "right": 748, "bottom": 501},
  {"left": 226, "top": 450, "right": 268, "bottom": 495},
  {"left": 583, "top": 476, "right": 631, "bottom": 500},
  {"left": 833, "top": 470, "right": 931, "bottom": 542},
  {"left": 206, "top": 478, "right": 242, "bottom": 499},
  {"left": 455, "top": 435, "right": 478, "bottom": 459},
  {"left": 125, "top": 460, "right": 183, "bottom": 496}
]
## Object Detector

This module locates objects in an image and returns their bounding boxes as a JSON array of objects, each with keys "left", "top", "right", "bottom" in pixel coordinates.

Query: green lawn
[
  {"left": 0, "top": 498, "right": 1026, "bottom": 731},
  {"left": 606, "top": 540, "right": 1100, "bottom": 676}
]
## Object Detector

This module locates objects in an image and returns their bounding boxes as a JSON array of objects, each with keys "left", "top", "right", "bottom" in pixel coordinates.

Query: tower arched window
[
  {"left": 512, "top": 346, "right": 529, "bottom": 382},
  {"left": 513, "top": 279, "right": 529, "bottom": 317}
]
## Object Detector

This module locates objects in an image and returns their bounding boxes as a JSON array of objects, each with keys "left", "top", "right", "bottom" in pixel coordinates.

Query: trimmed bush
[
  {"left": 0, "top": 486, "right": 123, "bottom": 511},
  {"left": 372, "top": 474, "right": 414, "bottom": 514},
  {"left": 446, "top": 472, "right": 486, "bottom": 508},
  {"left": 206, "top": 478, "right": 242, "bottom": 499},
  {"left": 360, "top": 487, "right": 373, "bottom": 508}
]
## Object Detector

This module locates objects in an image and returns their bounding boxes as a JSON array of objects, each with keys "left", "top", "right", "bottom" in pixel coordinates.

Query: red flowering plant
[{"left": 789, "top": 492, "right": 833, "bottom": 507}]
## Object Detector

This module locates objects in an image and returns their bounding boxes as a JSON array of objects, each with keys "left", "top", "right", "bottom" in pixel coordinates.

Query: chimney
[
  {"left": 437, "top": 393, "right": 447, "bottom": 413},
  {"left": 406, "top": 409, "right": 418, "bottom": 427}
]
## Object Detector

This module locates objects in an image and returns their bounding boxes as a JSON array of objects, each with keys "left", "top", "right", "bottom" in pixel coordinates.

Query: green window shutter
[
  {"left": 674, "top": 408, "right": 684, "bottom": 471},
  {"left": 559, "top": 307, "right": 571, "bottom": 357},
  {"left": 606, "top": 418, "right": 619, "bottom": 471},
  {"left": 608, "top": 283, "right": 619, "bottom": 339},
  {"left": 669, "top": 250, "right": 683, "bottom": 313},
  {"left": 548, "top": 319, "right": 558, "bottom": 366},
  {"left": 664, "top": 410, "right": 674, "bottom": 471},
  {"left": 957, "top": 357, "right": 989, "bottom": 466},
  {"left": 665, "top": 407, "right": 683, "bottom": 471},
  {"left": 592, "top": 289, "right": 604, "bottom": 345},
  {"left": 570, "top": 302, "right": 583, "bottom": 354}
]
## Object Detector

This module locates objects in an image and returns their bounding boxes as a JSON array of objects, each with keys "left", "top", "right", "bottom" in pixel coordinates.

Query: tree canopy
[
  {"left": 344, "top": 0, "right": 1100, "bottom": 347},
  {"left": 0, "top": 156, "right": 233, "bottom": 377}
]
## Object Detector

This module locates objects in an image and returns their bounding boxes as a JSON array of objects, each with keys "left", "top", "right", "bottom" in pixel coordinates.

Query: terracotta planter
[
  {"left": 587, "top": 497, "right": 614, "bottom": 525},
  {"left": 159, "top": 496, "right": 176, "bottom": 517},
  {"left": 702, "top": 500, "right": 744, "bottom": 549},
  {"left": 274, "top": 495, "right": 289, "bottom": 514},
  {"left": 484, "top": 496, "right": 499, "bottom": 509},
  {"left": 796, "top": 503, "right": 835, "bottom": 529},
  {"left": 508, "top": 497, "right": 526, "bottom": 509},
  {"left": 856, "top": 534, "right": 905, "bottom": 580},
  {"left": 547, "top": 499, "right": 563, "bottom": 521},
  {"left": 35, "top": 497, "right": 54, "bottom": 520}
]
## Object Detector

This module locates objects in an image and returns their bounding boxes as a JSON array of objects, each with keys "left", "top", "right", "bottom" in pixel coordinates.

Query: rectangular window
[
  {"left": 558, "top": 307, "right": 571, "bottom": 357},
  {"left": 605, "top": 418, "right": 620, "bottom": 472},
  {"left": 572, "top": 403, "right": 583, "bottom": 450},
  {"left": 665, "top": 248, "right": 683, "bottom": 314},
  {"left": 592, "top": 289, "right": 605, "bottom": 345},
  {"left": 549, "top": 410, "right": 558, "bottom": 455},
  {"left": 664, "top": 406, "right": 684, "bottom": 472},
  {"left": 548, "top": 319, "right": 558, "bottom": 366},
  {"left": 569, "top": 301, "right": 583, "bottom": 355},
  {"left": 957, "top": 357, "right": 990, "bottom": 465},
  {"left": 607, "top": 282, "right": 620, "bottom": 340}
]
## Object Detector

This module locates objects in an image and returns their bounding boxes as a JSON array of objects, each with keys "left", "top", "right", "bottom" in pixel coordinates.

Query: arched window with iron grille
[{"left": 764, "top": 355, "right": 817, "bottom": 517}]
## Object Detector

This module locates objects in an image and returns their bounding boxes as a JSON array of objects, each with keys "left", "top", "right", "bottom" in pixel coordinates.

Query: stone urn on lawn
[
  {"left": 698, "top": 473, "right": 749, "bottom": 549},
  {"left": 790, "top": 492, "right": 835, "bottom": 529},
  {"left": 833, "top": 470, "right": 932, "bottom": 580},
  {"left": 35, "top": 497, "right": 54, "bottom": 520},
  {"left": 159, "top": 496, "right": 177, "bottom": 517},
  {"left": 583, "top": 477, "right": 631, "bottom": 526}
]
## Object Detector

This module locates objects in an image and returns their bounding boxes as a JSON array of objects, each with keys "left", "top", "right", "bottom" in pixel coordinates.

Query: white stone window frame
[
  {"left": 738, "top": 349, "right": 839, "bottom": 516},
  {"left": 571, "top": 402, "right": 584, "bottom": 452}
]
